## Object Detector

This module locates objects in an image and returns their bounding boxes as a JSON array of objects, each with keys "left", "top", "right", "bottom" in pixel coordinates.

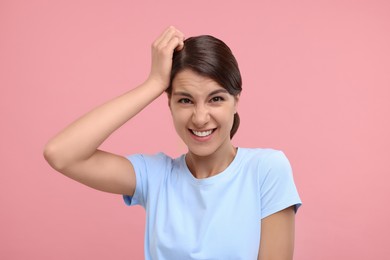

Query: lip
[{"left": 188, "top": 128, "right": 216, "bottom": 142}]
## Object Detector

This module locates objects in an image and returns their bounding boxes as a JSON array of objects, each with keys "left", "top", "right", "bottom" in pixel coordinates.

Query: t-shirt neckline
[{"left": 181, "top": 147, "right": 242, "bottom": 186}]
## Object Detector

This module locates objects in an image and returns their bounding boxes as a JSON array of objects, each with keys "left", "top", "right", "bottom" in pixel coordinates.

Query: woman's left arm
[{"left": 258, "top": 206, "right": 296, "bottom": 260}]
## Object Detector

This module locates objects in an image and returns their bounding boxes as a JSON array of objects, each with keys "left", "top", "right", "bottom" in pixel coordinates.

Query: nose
[{"left": 192, "top": 104, "right": 210, "bottom": 127}]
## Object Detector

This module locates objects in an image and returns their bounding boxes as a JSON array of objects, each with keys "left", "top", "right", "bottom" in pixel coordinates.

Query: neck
[{"left": 186, "top": 143, "right": 237, "bottom": 179}]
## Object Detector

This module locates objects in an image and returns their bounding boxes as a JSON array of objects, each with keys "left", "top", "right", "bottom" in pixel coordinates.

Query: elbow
[{"left": 43, "top": 142, "right": 68, "bottom": 172}]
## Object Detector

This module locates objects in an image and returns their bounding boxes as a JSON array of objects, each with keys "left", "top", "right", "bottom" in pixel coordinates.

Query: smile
[{"left": 190, "top": 129, "right": 215, "bottom": 137}]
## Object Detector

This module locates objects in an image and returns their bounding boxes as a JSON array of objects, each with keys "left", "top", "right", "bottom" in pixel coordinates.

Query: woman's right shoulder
[
  {"left": 125, "top": 152, "right": 178, "bottom": 174},
  {"left": 126, "top": 152, "right": 174, "bottom": 163}
]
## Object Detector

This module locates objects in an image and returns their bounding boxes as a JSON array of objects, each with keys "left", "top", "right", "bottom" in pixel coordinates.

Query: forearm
[{"left": 44, "top": 78, "right": 164, "bottom": 169}]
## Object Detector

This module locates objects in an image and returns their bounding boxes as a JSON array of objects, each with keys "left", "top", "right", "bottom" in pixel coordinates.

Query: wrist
[{"left": 145, "top": 76, "right": 169, "bottom": 93}]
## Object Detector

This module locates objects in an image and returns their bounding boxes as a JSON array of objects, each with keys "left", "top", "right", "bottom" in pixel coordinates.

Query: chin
[
  {"left": 187, "top": 147, "right": 216, "bottom": 158},
  {"left": 186, "top": 140, "right": 229, "bottom": 158}
]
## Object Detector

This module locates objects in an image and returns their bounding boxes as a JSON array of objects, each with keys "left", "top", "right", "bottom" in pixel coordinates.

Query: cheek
[
  {"left": 214, "top": 109, "right": 235, "bottom": 128},
  {"left": 226, "top": 108, "right": 237, "bottom": 129},
  {"left": 170, "top": 108, "right": 188, "bottom": 127}
]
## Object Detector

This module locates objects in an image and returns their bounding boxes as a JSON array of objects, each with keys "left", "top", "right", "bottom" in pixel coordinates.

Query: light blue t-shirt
[{"left": 123, "top": 148, "right": 301, "bottom": 260}]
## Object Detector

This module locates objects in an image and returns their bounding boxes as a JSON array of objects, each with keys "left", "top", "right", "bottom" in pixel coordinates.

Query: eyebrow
[{"left": 172, "top": 89, "right": 229, "bottom": 98}]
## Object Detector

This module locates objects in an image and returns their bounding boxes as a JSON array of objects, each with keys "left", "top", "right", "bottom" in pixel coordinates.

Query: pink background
[{"left": 1, "top": 0, "right": 389, "bottom": 259}]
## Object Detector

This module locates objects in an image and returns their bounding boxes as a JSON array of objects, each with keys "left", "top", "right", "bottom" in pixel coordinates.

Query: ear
[
  {"left": 234, "top": 94, "right": 240, "bottom": 114},
  {"left": 167, "top": 94, "right": 172, "bottom": 112}
]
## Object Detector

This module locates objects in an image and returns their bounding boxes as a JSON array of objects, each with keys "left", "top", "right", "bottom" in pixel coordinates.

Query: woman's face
[{"left": 169, "top": 69, "right": 239, "bottom": 157}]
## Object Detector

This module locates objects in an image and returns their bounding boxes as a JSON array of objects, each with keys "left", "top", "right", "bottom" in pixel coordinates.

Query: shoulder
[
  {"left": 127, "top": 152, "right": 173, "bottom": 163},
  {"left": 238, "top": 147, "right": 288, "bottom": 165},
  {"left": 126, "top": 152, "right": 178, "bottom": 174},
  {"left": 238, "top": 147, "right": 293, "bottom": 179}
]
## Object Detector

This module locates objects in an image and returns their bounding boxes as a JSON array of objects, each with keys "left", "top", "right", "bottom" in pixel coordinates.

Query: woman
[{"left": 44, "top": 26, "right": 301, "bottom": 260}]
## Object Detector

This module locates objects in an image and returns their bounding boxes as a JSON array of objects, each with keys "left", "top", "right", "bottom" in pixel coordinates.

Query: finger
[
  {"left": 168, "top": 29, "right": 185, "bottom": 50},
  {"left": 152, "top": 27, "right": 172, "bottom": 49},
  {"left": 175, "top": 36, "right": 185, "bottom": 51},
  {"left": 176, "top": 42, "right": 184, "bottom": 51},
  {"left": 175, "top": 31, "right": 185, "bottom": 50},
  {"left": 154, "top": 26, "right": 177, "bottom": 48},
  {"left": 159, "top": 28, "right": 182, "bottom": 49},
  {"left": 174, "top": 28, "right": 185, "bottom": 40},
  {"left": 156, "top": 26, "right": 184, "bottom": 50},
  {"left": 166, "top": 36, "right": 184, "bottom": 53}
]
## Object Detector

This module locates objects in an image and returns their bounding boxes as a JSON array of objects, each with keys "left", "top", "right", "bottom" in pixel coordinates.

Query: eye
[
  {"left": 178, "top": 98, "right": 192, "bottom": 104},
  {"left": 210, "top": 96, "right": 224, "bottom": 102}
]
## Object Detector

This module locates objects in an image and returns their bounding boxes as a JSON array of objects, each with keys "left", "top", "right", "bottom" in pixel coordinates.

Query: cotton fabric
[{"left": 123, "top": 148, "right": 301, "bottom": 260}]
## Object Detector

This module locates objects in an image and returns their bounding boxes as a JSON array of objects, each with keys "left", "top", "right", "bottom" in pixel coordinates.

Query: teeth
[{"left": 192, "top": 129, "right": 213, "bottom": 137}]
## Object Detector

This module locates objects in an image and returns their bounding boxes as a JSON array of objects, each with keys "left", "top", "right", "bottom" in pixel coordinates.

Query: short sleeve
[
  {"left": 123, "top": 154, "right": 147, "bottom": 207},
  {"left": 122, "top": 153, "right": 171, "bottom": 208},
  {"left": 259, "top": 151, "right": 302, "bottom": 219}
]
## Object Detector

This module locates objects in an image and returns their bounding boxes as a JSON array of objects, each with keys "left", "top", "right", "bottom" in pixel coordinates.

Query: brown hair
[{"left": 166, "top": 35, "right": 242, "bottom": 139}]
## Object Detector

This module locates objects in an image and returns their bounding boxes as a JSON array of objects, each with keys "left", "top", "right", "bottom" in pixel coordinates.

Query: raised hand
[
  {"left": 148, "top": 26, "right": 185, "bottom": 91},
  {"left": 44, "top": 27, "right": 185, "bottom": 196}
]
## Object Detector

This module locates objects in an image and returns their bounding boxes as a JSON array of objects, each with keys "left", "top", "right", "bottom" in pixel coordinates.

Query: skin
[
  {"left": 43, "top": 26, "right": 295, "bottom": 260},
  {"left": 169, "top": 69, "right": 238, "bottom": 178},
  {"left": 259, "top": 206, "right": 296, "bottom": 260}
]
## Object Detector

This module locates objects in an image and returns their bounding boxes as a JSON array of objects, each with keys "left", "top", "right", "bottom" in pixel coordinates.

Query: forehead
[{"left": 172, "top": 69, "right": 224, "bottom": 94}]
